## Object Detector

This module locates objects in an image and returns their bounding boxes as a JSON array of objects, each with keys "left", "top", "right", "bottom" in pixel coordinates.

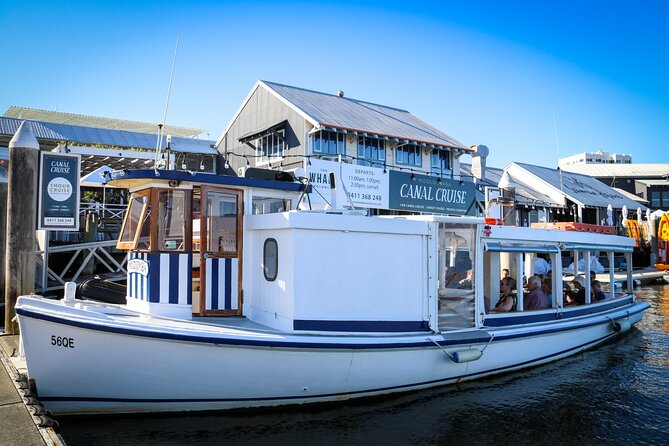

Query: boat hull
[{"left": 16, "top": 297, "right": 648, "bottom": 415}]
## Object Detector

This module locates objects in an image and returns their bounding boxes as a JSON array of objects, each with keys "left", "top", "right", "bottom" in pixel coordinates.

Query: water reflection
[{"left": 61, "top": 285, "right": 669, "bottom": 446}]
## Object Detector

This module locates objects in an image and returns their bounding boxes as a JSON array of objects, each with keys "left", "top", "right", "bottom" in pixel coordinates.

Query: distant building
[
  {"left": 559, "top": 163, "right": 669, "bottom": 210},
  {"left": 558, "top": 150, "right": 632, "bottom": 167}
]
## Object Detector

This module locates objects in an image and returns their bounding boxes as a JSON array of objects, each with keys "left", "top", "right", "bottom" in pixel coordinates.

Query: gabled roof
[
  {"left": 560, "top": 163, "right": 669, "bottom": 178},
  {"left": 510, "top": 162, "right": 646, "bottom": 210},
  {"left": 220, "top": 80, "right": 469, "bottom": 151},
  {"left": 4, "top": 106, "right": 205, "bottom": 138}
]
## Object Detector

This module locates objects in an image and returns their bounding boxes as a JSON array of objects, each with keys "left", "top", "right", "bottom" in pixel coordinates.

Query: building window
[
  {"left": 431, "top": 149, "right": 451, "bottom": 177},
  {"left": 652, "top": 190, "right": 669, "bottom": 209},
  {"left": 257, "top": 129, "right": 285, "bottom": 163},
  {"left": 650, "top": 191, "right": 661, "bottom": 208},
  {"left": 311, "top": 130, "right": 345, "bottom": 156},
  {"left": 395, "top": 144, "right": 422, "bottom": 167},
  {"left": 357, "top": 137, "right": 385, "bottom": 167}
]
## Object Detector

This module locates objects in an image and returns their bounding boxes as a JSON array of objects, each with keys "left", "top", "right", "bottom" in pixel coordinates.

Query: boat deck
[{"left": 189, "top": 316, "right": 280, "bottom": 332}]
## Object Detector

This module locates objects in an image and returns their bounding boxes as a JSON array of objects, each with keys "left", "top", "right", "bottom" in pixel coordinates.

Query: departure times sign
[{"left": 38, "top": 152, "right": 81, "bottom": 230}]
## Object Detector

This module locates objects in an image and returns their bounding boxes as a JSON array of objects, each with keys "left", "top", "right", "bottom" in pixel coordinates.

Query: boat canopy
[
  {"left": 560, "top": 243, "right": 634, "bottom": 253},
  {"left": 484, "top": 242, "right": 560, "bottom": 254}
]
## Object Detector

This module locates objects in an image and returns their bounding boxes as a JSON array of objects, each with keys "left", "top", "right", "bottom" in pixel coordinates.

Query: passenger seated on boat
[
  {"left": 444, "top": 267, "right": 461, "bottom": 288},
  {"left": 502, "top": 268, "right": 510, "bottom": 279},
  {"left": 565, "top": 275, "right": 586, "bottom": 306},
  {"left": 525, "top": 276, "right": 549, "bottom": 310},
  {"left": 592, "top": 280, "right": 606, "bottom": 301},
  {"left": 542, "top": 277, "right": 553, "bottom": 307},
  {"left": 490, "top": 277, "right": 517, "bottom": 313},
  {"left": 457, "top": 269, "right": 473, "bottom": 289}
]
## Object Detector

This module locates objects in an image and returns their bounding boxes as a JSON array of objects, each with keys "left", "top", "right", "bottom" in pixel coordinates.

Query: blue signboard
[
  {"left": 388, "top": 171, "right": 477, "bottom": 215},
  {"left": 38, "top": 152, "right": 81, "bottom": 230}
]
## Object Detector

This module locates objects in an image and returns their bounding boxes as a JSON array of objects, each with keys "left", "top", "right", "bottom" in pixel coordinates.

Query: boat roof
[{"left": 107, "top": 169, "right": 306, "bottom": 192}]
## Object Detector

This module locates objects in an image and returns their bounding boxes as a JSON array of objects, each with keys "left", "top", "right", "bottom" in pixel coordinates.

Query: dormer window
[{"left": 257, "top": 129, "right": 285, "bottom": 163}]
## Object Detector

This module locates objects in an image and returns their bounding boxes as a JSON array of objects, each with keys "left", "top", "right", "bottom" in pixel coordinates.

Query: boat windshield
[
  {"left": 437, "top": 223, "right": 477, "bottom": 329},
  {"left": 117, "top": 191, "right": 150, "bottom": 250}
]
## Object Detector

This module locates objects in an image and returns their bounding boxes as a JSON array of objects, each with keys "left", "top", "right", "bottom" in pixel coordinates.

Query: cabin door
[{"left": 198, "top": 186, "right": 243, "bottom": 316}]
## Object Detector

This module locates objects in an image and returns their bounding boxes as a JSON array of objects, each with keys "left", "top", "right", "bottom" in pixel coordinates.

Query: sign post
[{"left": 38, "top": 152, "right": 81, "bottom": 231}]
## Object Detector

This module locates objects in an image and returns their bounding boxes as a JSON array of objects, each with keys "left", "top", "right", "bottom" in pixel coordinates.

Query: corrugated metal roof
[
  {"left": 0, "top": 117, "right": 216, "bottom": 154},
  {"left": 513, "top": 162, "right": 646, "bottom": 210},
  {"left": 460, "top": 163, "right": 562, "bottom": 206},
  {"left": 560, "top": 163, "right": 669, "bottom": 178},
  {"left": 612, "top": 187, "right": 648, "bottom": 204},
  {"left": 4, "top": 106, "right": 205, "bottom": 137},
  {"left": 261, "top": 81, "right": 469, "bottom": 150}
]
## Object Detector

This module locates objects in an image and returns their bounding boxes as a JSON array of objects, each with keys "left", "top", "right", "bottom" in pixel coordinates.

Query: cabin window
[
  {"left": 117, "top": 191, "right": 150, "bottom": 250},
  {"left": 252, "top": 197, "right": 290, "bottom": 215},
  {"left": 263, "top": 238, "right": 278, "bottom": 281},
  {"left": 158, "top": 190, "right": 187, "bottom": 251},
  {"left": 437, "top": 223, "right": 477, "bottom": 330},
  {"left": 206, "top": 192, "right": 238, "bottom": 254}
]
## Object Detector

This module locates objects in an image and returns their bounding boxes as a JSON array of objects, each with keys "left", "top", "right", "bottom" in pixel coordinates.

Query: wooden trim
[
  {"left": 199, "top": 186, "right": 244, "bottom": 317},
  {"left": 116, "top": 190, "right": 151, "bottom": 251}
]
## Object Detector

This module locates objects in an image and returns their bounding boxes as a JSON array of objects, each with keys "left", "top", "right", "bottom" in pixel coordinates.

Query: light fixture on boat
[
  {"left": 436, "top": 176, "right": 442, "bottom": 184},
  {"left": 411, "top": 172, "right": 416, "bottom": 180},
  {"left": 246, "top": 156, "right": 250, "bottom": 167}
]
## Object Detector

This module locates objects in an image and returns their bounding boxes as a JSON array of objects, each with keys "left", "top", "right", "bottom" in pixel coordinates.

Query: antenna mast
[
  {"left": 155, "top": 36, "right": 180, "bottom": 169},
  {"left": 553, "top": 113, "right": 564, "bottom": 193}
]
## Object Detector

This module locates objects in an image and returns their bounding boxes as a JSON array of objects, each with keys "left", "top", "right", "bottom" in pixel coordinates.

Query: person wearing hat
[{"left": 566, "top": 275, "right": 586, "bottom": 305}]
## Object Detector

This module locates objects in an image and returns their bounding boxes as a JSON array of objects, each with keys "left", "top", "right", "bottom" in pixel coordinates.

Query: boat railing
[{"left": 35, "top": 240, "right": 128, "bottom": 292}]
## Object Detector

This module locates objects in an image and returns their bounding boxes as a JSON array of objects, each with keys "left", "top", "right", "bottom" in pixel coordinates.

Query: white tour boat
[{"left": 15, "top": 168, "right": 649, "bottom": 415}]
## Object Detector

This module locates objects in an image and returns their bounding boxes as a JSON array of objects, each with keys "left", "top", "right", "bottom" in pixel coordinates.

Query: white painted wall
[{"left": 244, "top": 212, "right": 431, "bottom": 332}]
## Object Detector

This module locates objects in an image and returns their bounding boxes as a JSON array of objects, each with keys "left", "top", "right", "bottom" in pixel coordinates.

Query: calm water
[{"left": 60, "top": 285, "right": 669, "bottom": 446}]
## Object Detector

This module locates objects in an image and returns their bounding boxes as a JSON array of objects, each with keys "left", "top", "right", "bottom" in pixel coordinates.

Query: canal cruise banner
[
  {"left": 388, "top": 171, "right": 477, "bottom": 215},
  {"left": 38, "top": 152, "right": 81, "bottom": 230},
  {"left": 304, "top": 159, "right": 477, "bottom": 216}
]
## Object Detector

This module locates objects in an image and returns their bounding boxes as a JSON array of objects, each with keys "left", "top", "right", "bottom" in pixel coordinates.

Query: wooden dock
[
  {"left": 0, "top": 334, "right": 64, "bottom": 446},
  {"left": 593, "top": 267, "right": 668, "bottom": 287}
]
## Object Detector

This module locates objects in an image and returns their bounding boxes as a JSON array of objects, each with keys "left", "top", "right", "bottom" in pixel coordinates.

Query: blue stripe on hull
[{"left": 484, "top": 296, "right": 634, "bottom": 327}]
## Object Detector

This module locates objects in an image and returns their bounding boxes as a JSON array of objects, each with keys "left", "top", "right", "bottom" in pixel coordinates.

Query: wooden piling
[{"left": 4, "top": 122, "right": 39, "bottom": 334}]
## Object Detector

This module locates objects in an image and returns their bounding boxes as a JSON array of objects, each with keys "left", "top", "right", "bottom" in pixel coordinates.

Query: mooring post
[{"left": 4, "top": 121, "right": 39, "bottom": 334}]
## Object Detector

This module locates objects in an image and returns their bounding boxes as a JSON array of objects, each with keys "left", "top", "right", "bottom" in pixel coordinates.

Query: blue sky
[{"left": 1, "top": 1, "right": 668, "bottom": 167}]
